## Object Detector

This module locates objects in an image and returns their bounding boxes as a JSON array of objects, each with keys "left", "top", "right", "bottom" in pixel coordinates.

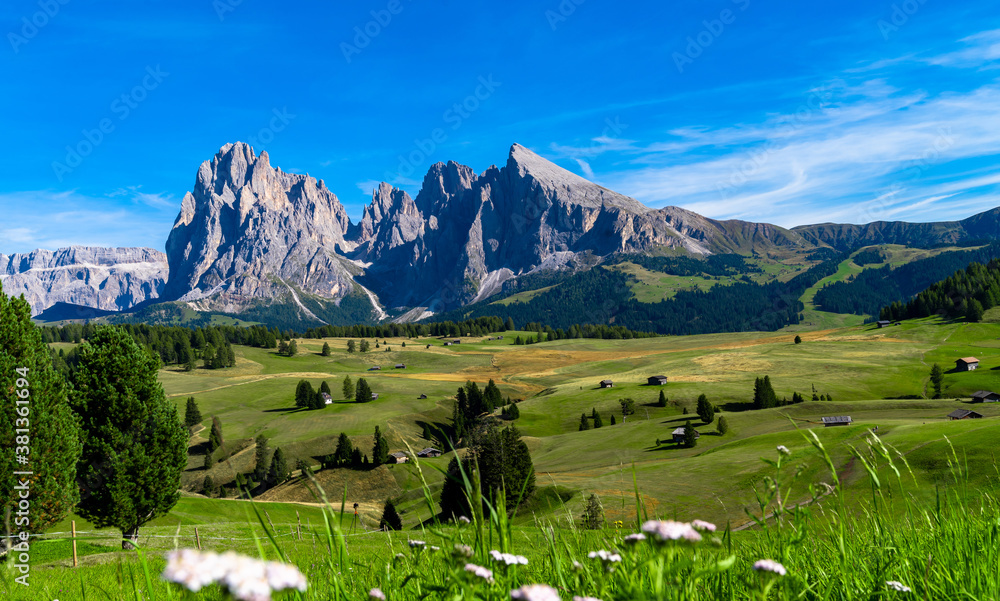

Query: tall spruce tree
[
  {"left": 342, "top": 375, "right": 354, "bottom": 401},
  {"left": 682, "top": 419, "right": 698, "bottom": 449},
  {"left": 372, "top": 425, "right": 390, "bottom": 467},
  {"left": 268, "top": 447, "right": 289, "bottom": 486},
  {"left": 380, "top": 499, "right": 403, "bottom": 531},
  {"left": 696, "top": 394, "right": 715, "bottom": 424},
  {"left": 355, "top": 378, "right": 372, "bottom": 403},
  {"left": 69, "top": 326, "right": 187, "bottom": 549},
  {"left": 930, "top": 363, "right": 944, "bottom": 399},
  {"left": 334, "top": 433, "right": 354, "bottom": 467},
  {"left": 321, "top": 342, "right": 332, "bottom": 356},
  {"left": 0, "top": 284, "right": 83, "bottom": 555},
  {"left": 184, "top": 397, "right": 202, "bottom": 429},
  {"left": 208, "top": 416, "right": 224, "bottom": 453},
  {"left": 253, "top": 434, "right": 270, "bottom": 482}
]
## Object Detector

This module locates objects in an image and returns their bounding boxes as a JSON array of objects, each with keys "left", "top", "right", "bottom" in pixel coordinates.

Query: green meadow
[{"left": 7, "top": 313, "right": 1000, "bottom": 600}]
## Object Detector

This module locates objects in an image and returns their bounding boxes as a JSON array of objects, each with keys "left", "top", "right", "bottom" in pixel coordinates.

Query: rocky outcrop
[
  {"left": 354, "top": 144, "right": 808, "bottom": 311},
  {"left": 0, "top": 247, "right": 167, "bottom": 316},
  {"left": 163, "top": 142, "right": 360, "bottom": 315}
]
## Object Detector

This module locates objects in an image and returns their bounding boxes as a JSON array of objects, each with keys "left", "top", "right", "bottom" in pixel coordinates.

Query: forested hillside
[
  {"left": 434, "top": 256, "right": 845, "bottom": 335},
  {"left": 881, "top": 259, "right": 1000, "bottom": 322},
  {"left": 815, "top": 243, "right": 1000, "bottom": 316}
]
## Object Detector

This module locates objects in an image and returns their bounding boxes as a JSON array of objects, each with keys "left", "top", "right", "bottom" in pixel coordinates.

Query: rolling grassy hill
[{"left": 105, "top": 315, "right": 998, "bottom": 527}]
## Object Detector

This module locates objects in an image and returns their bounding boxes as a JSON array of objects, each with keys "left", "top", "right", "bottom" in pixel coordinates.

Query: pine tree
[
  {"left": 968, "top": 299, "right": 985, "bottom": 323},
  {"left": 321, "top": 342, "right": 331, "bottom": 356},
  {"left": 320, "top": 381, "right": 332, "bottom": 397},
  {"left": 69, "top": 327, "right": 187, "bottom": 549},
  {"left": 696, "top": 394, "right": 715, "bottom": 424},
  {"left": 0, "top": 284, "right": 82, "bottom": 554},
  {"left": 347, "top": 340, "right": 357, "bottom": 353},
  {"left": 253, "top": 434, "right": 270, "bottom": 482},
  {"left": 205, "top": 450, "right": 215, "bottom": 469},
  {"left": 372, "top": 425, "right": 390, "bottom": 467},
  {"left": 268, "top": 447, "right": 289, "bottom": 485},
  {"left": 579, "top": 413, "right": 591, "bottom": 431},
  {"left": 593, "top": 410, "right": 604, "bottom": 428},
  {"left": 203, "top": 475, "right": 216, "bottom": 497},
  {"left": 657, "top": 390, "right": 667, "bottom": 407},
  {"left": 203, "top": 343, "right": 215, "bottom": 369},
  {"left": 717, "top": 415, "right": 729, "bottom": 435},
  {"left": 295, "top": 380, "right": 314, "bottom": 409},
  {"left": 184, "top": 396, "right": 202, "bottom": 428},
  {"left": 208, "top": 416, "right": 224, "bottom": 453},
  {"left": 682, "top": 419, "right": 698, "bottom": 449},
  {"left": 342, "top": 375, "right": 354, "bottom": 400},
  {"left": 360, "top": 339, "right": 371, "bottom": 352},
  {"left": 619, "top": 398, "right": 636, "bottom": 417},
  {"left": 287, "top": 340, "right": 298, "bottom": 356},
  {"left": 334, "top": 433, "right": 354, "bottom": 467},
  {"left": 439, "top": 456, "right": 473, "bottom": 520},
  {"left": 610, "top": 414, "right": 617, "bottom": 425},
  {"left": 380, "top": 499, "right": 403, "bottom": 531},
  {"left": 794, "top": 335, "right": 802, "bottom": 344},
  {"left": 930, "top": 363, "right": 944, "bottom": 399},
  {"left": 355, "top": 378, "right": 373, "bottom": 403}
]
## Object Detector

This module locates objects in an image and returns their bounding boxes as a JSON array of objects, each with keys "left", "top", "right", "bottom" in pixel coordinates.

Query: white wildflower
[
  {"left": 886, "top": 581, "right": 911, "bottom": 593},
  {"left": 458, "top": 516, "right": 471, "bottom": 524},
  {"left": 430, "top": 546, "right": 440, "bottom": 552},
  {"left": 691, "top": 519, "right": 717, "bottom": 532},
  {"left": 641, "top": 520, "right": 702, "bottom": 543},
  {"left": 408, "top": 539, "right": 426, "bottom": 548},
  {"left": 587, "top": 550, "right": 622, "bottom": 563},
  {"left": 573, "top": 597, "right": 603, "bottom": 601},
  {"left": 465, "top": 563, "right": 495, "bottom": 583},
  {"left": 163, "top": 549, "right": 224, "bottom": 592},
  {"left": 510, "top": 584, "right": 561, "bottom": 601},
  {"left": 490, "top": 549, "right": 528, "bottom": 565},
  {"left": 571, "top": 560, "right": 584, "bottom": 571},
  {"left": 623, "top": 533, "right": 646, "bottom": 544},
  {"left": 162, "top": 549, "right": 306, "bottom": 601},
  {"left": 753, "top": 559, "right": 787, "bottom": 576},
  {"left": 777, "top": 445, "right": 791, "bottom": 456},
  {"left": 369, "top": 588, "right": 387, "bottom": 601},
  {"left": 453, "top": 544, "right": 474, "bottom": 558}
]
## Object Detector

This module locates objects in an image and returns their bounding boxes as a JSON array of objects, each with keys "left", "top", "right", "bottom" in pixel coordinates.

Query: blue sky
[{"left": 2, "top": 0, "right": 1000, "bottom": 253}]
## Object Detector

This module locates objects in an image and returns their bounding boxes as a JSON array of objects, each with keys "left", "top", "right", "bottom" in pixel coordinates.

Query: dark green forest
[
  {"left": 881, "top": 259, "right": 1000, "bottom": 322},
  {"left": 815, "top": 243, "right": 1000, "bottom": 317}
]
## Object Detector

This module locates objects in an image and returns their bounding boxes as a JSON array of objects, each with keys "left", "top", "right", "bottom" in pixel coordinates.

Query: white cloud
[{"left": 0, "top": 190, "right": 176, "bottom": 254}]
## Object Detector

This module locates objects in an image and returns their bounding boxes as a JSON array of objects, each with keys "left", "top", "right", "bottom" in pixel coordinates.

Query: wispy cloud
[
  {"left": 0, "top": 190, "right": 177, "bottom": 254},
  {"left": 559, "top": 34, "right": 1000, "bottom": 228}
]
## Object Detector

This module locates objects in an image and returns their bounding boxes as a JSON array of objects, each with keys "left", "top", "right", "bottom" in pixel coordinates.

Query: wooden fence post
[
  {"left": 195, "top": 526, "right": 202, "bottom": 550},
  {"left": 296, "top": 511, "right": 302, "bottom": 541},
  {"left": 71, "top": 520, "right": 78, "bottom": 568}
]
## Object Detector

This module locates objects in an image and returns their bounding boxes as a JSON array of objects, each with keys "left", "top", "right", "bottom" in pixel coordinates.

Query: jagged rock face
[
  {"left": 355, "top": 144, "right": 806, "bottom": 310},
  {"left": 0, "top": 247, "right": 166, "bottom": 316},
  {"left": 164, "top": 142, "right": 358, "bottom": 312}
]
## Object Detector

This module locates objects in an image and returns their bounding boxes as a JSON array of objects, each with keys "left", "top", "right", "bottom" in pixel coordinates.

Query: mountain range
[{"left": 8, "top": 141, "right": 1000, "bottom": 326}]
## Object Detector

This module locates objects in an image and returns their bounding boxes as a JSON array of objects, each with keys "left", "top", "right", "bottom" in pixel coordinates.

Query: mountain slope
[{"left": 0, "top": 246, "right": 166, "bottom": 316}]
